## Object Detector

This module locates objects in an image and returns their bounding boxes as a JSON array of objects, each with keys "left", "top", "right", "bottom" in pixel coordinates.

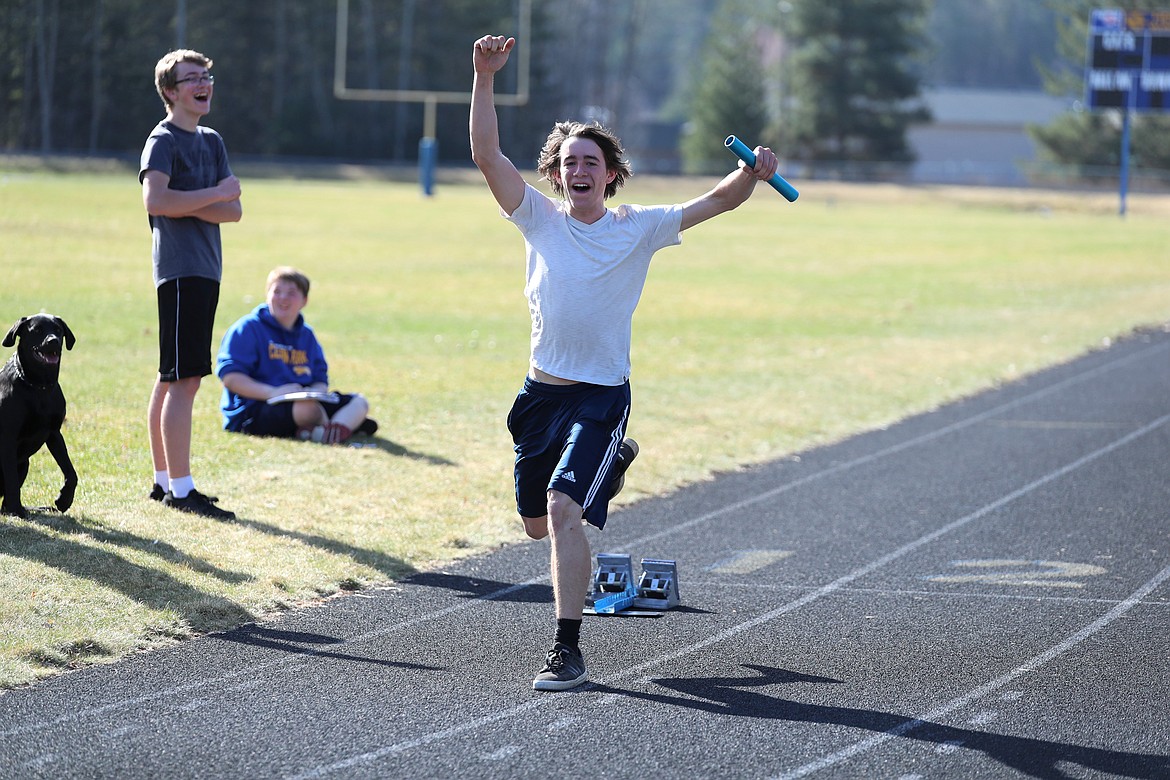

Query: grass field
[{"left": 1, "top": 163, "right": 1168, "bottom": 690}]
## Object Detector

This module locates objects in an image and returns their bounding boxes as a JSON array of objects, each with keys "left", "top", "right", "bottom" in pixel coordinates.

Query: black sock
[{"left": 554, "top": 618, "right": 581, "bottom": 651}]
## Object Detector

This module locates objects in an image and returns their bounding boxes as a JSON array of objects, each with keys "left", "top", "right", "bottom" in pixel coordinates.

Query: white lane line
[
  {"left": 771, "top": 559, "right": 1170, "bottom": 779},
  {"left": 621, "top": 340, "right": 1170, "bottom": 551},
  {"left": 586, "top": 413, "right": 1170, "bottom": 680},
  {"left": 20, "top": 753, "right": 60, "bottom": 770},
  {"left": 967, "top": 711, "right": 998, "bottom": 726},
  {"left": 683, "top": 583, "right": 1170, "bottom": 608},
  {"left": 0, "top": 577, "right": 546, "bottom": 739},
  {"left": 988, "top": 420, "right": 1125, "bottom": 430},
  {"left": 284, "top": 699, "right": 559, "bottom": 780},
  {"left": 482, "top": 745, "right": 522, "bottom": 761},
  {"left": 1, "top": 340, "right": 1164, "bottom": 742},
  {"left": 925, "top": 559, "right": 1108, "bottom": 589},
  {"left": 284, "top": 412, "right": 1170, "bottom": 779}
]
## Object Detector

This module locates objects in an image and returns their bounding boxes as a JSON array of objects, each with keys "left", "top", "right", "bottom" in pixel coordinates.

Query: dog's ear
[
  {"left": 55, "top": 317, "right": 76, "bottom": 351},
  {"left": 2, "top": 317, "right": 28, "bottom": 348}
]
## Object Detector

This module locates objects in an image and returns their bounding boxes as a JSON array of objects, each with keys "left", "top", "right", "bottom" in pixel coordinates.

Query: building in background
[{"left": 908, "top": 88, "right": 1071, "bottom": 185}]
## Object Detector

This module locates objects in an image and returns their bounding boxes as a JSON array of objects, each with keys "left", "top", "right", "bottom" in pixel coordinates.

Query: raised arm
[
  {"left": 679, "top": 146, "right": 779, "bottom": 232},
  {"left": 470, "top": 35, "right": 526, "bottom": 215}
]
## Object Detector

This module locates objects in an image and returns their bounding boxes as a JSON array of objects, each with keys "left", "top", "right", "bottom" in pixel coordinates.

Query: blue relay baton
[{"left": 724, "top": 135, "right": 799, "bottom": 202}]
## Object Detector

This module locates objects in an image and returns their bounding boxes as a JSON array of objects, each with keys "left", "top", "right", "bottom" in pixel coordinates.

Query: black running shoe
[
  {"left": 163, "top": 489, "right": 236, "bottom": 520},
  {"left": 154, "top": 483, "right": 221, "bottom": 503},
  {"left": 357, "top": 418, "right": 379, "bottom": 436},
  {"left": 610, "top": 437, "right": 639, "bottom": 498},
  {"left": 532, "top": 642, "right": 588, "bottom": 691}
]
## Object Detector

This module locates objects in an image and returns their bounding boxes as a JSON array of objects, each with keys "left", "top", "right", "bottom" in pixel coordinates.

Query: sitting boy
[{"left": 216, "top": 266, "right": 376, "bottom": 444}]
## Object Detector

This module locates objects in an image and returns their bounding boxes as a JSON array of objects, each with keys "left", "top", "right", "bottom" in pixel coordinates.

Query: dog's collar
[{"left": 9, "top": 357, "right": 55, "bottom": 391}]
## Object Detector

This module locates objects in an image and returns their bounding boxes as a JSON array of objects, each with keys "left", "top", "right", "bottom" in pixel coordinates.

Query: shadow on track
[
  {"left": 402, "top": 571, "right": 554, "bottom": 603},
  {"left": 595, "top": 665, "right": 1170, "bottom": 779},
  {"left": 212, "top": 625, "right": 443, "bottom": 671}
]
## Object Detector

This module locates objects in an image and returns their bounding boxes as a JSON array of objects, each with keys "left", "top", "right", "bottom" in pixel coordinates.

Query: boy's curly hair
[{"left": 536, "top": 121, "right": 632, "bottom": 200}]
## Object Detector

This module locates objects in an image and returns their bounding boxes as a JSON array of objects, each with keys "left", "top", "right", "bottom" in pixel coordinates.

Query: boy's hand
[
  {"left": 216, "top": 175, "right": 242, "bottom": 202},
  {"left": 744, "top": 147, "right": 779, "bottom": 181},
  {"left": 270, "top": 383, "right": 307, "bottom": 399},
  {"left": 474, "top": 35, "right": 515, "bottom": 74}
]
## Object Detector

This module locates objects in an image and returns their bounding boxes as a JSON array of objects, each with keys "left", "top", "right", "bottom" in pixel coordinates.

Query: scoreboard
[{"left": 1085, "top": 8, "right": 1170, "bottom": 111}]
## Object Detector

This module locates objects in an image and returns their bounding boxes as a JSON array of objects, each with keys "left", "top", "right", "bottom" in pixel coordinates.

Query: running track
[{"left": 2, "top": 328, "right": 1169, "bottom": 779}]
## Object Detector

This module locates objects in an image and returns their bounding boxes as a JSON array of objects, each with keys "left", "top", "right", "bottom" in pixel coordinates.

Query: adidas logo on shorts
[{"left": 562, "top": 471, "right": 576, "bottom": 483}]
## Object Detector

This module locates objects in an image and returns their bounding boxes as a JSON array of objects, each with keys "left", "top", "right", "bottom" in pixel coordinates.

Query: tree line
[
  {"left": 0, "top": 0, "right": 545, "bottom": 165},
  {"left": 2, "top": 0, "right": 1167, "bottom": 175},
  {"left": 0, "top": 0, "right": 699, "bottom": 168}
]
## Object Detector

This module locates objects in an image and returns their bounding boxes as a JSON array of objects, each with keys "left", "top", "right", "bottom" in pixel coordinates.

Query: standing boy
[
  {"left": 140, "top": 49, "right": 241, "bottom": 520},
  {"left": 470, "top": 34, "right": 780, "bottom": 691}
]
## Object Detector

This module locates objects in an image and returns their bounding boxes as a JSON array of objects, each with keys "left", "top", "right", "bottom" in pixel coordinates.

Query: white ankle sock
[
  {"left": 154, "top": 470, "right": 169, "bottom": 489},
  {"left": 169, "top": 475, "right": 195, "bottom": 499}
]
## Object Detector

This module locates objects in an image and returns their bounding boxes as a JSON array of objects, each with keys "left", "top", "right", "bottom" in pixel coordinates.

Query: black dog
[{"left": 0, "top": 314, "right": 77, "bottom": 518}]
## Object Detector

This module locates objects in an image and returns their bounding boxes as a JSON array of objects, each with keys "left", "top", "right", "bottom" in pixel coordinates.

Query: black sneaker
[
  {"left": 532, "top": 642, "right": 588, "bottom": 691},
  {"left": 610, "top": 438, "right": 639, "bottom": 498},
  {"left": 153, "top": 483, "right": 222, "bottom": 503},
  {"left": 163, "top": 489, "right": 236, "bottom": 520},
  {"left": 357, "top": 418, "right": 379, "bottom": 436}
]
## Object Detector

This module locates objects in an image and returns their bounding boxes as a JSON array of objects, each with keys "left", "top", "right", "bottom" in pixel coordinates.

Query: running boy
[{"left": 470, "top": 34, "right": 780, "bottom": 691}]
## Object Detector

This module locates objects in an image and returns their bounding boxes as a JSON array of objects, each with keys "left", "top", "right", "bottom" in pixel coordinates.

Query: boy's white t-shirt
[{"left": 506, "top": 183, "right": 683, "bottom": 386}]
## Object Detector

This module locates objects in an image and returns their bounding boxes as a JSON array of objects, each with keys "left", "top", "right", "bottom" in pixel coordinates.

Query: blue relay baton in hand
[{"left": 725, "top": 135, "right": 799, "bottom": 202}]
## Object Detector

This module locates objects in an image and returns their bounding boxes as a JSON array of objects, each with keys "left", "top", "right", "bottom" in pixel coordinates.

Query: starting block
[
  {"left": 585, "top": 553, "right": 681, "bottom": 616},
  {"left": 634, "top": 558, "right": 681, "bottom": 611}
]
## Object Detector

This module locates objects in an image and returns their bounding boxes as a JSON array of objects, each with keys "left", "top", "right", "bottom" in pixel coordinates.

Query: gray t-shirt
[
  {"left": 139, "top": 121, "right": 233, "bottom": 286},
  {"left": 506, "top": 184, "right": 682, "bottom": 386}
]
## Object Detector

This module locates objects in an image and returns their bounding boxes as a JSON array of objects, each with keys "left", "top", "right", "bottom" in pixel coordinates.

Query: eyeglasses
[{"left": 175, "top": 74, "right": 214, "bottom": 86}]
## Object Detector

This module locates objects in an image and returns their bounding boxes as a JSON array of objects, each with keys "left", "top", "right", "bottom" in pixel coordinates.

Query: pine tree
[
  {"left": 680, "top": 0, "right": 771, "bottom": 175},
  {"left": 784, "top": 0, "right": 931, "bottom": 168}
]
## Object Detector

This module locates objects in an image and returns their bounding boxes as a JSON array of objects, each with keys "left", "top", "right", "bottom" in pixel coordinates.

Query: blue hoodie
[{"left": 216, "top": 304, "right": 329, "bottom": 431}]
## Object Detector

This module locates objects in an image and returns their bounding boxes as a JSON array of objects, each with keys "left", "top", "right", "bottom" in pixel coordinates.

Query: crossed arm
[{"left": 142, "top": 170, "right": 243, "bottom": 224}]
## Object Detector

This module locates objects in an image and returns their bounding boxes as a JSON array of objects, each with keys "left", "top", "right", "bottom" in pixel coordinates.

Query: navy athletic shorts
[
  {"left": 156, "top": 276, "right": 219, "bottom": 381},
  {"left": 239, "top": 393, "right": 357, "bottom": 438},
  {"left": 507, "top": 376, "right": 630, "bottom": 529}
]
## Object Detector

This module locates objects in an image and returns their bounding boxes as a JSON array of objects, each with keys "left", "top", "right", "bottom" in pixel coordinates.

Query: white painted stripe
[
  {"left": 0, "top": 578, "right": 547, "bottom": 739},
  {"left": 173, "top": 278, "right": 183, "bottom": 372},
  {"left": 583, "top": 404, "right": 628, "bottom": 511},
  {"left": 482, "top": 745, "right": 522, "bottom": 761},
  {"left": 622, "top": 340, "right": 1170, "bottom": 551},
  {"left": 772, "top": 559, "right": 1170, "bottom": 779},
  {"left": 591, "top": 413, "right": 1170, "bottom": 680},
  {"left": 705, "top": 550, "right": 794, "bottom": 574},
  {"left": 683, "top": 581, "right": 1170, "bottom": 609}
]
